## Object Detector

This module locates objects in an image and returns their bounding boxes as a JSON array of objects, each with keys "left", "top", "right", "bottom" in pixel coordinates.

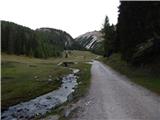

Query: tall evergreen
[
  {"left": 116, "top": 1, "right": 160, "bottom": 64},
  {"left": 102, "top": 16, "right": 116, "bottom": 57},
  {"left": 1, "top": 21, "right": 74, "bottom": 58}
]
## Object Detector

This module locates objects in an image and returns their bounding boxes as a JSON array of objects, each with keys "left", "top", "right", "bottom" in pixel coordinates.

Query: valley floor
[
  {"left": 2, "top": 51, "right": 160, "bottom": 120},
  {"left": 1, "top": 51, "right": 97, "bottom": 111}
]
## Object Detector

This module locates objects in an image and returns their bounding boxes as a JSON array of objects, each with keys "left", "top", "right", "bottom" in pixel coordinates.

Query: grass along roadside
[
  {"left": 71, "top": 62, "right": 92, "bottom": 100},
  {"left": 40, "top": 62, "right": 92, "bottom": 120},
  {"left": 62, "top": 62, "right": 92, "bottom": 120},
  {"left": 100, "top": 54, "right": 160, "bottom": 95}
]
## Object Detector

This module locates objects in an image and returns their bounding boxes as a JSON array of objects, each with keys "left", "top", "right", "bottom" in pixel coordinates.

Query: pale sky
[{"left": 0, "top": 0, "right": 120, "bottom": 38}]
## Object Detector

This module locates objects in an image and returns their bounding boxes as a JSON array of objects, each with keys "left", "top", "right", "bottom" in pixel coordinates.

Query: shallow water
[{"left": 2, "top": 70, "right": 79, "bottom": 120}]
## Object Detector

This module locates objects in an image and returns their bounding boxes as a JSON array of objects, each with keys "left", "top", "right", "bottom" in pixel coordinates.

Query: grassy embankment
[
  {"left": 1, "top": 51, "right": 97, "bottom": 110},
  {"left": 101, "top": 54, "right": 160, "bottom": 95},
  {"left": 71, "top": 63, "right": 91, "bottom": 100},
  {"left": 42, "top": 63, "right": 92, "bottom": 120}
]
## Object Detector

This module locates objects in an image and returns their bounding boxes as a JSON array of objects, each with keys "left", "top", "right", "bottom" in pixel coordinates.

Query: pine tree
[{"left": 117, "top": 1, "right": 160, "bottom": 64}]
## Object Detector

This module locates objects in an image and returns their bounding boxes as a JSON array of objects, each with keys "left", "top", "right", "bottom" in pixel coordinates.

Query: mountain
[
  {"left": 1, "top": 21, "right": 74, "bottom": 58},
  {"left": 75, "top": 31, "right": 105, "bottom": 55},
  {"left": 36, "top": 28, "right": 74, "bottom": 49}
]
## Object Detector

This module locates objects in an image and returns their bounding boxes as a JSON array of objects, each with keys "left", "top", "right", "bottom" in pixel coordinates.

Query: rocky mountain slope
[{"left": 75, "top": 31, "right": 104, "bottom": 54}]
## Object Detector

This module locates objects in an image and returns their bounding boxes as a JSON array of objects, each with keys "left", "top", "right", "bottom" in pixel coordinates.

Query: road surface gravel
[{"left": 70, "top": 60, "right": 160, "bottom": 120}]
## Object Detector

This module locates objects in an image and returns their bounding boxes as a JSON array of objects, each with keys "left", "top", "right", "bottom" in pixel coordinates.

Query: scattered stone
[
  {"left": 85, "top": 101, "right": 92, "bottom": 106},
  {"left": 36, "top": 79, "right": 39, "bottom": 81},
  {"left": 2, "top": 69, "right": 79, "bottom": 120},
  {"left": 46, "top": 96, "right": 51, "bottom": 100},
  {"left": 17, "top": 108, "right": 22, "bottom": 112},
  {"left": 34, "top": 76, "right": 38, "bottom": 79},
  {"left": 78, "top": 82, "right": 82, "bottom": 84},
  {"left": 49, "top": 75, "right": 52, "bottom": 78},
  {"left": 57, "top": 62, "right": 62, "bottom": 66},
  {"left": 36, "top": 113, "right": 40, "bottom": 116},
  {"left": 48, "top": 79, "right": 52, "bottom": 82},
  {"left": 70, "top": 68, "right": 80, "bottom": 74}
]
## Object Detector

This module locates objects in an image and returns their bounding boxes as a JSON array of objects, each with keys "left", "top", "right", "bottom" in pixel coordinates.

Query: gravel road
[{"left": 70, "top": 60, "right": 160, "bottom": 120}]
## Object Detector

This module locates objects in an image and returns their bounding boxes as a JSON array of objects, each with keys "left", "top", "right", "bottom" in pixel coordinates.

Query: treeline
[
  {"left": 101, "top": 16, "right": 117, "bottom": 57},
  {"left": 1, "top": 21, "right": 74, "bottom": 58},
  {"left": 102, "top": 1, "right": 160, "bottom": 65}
]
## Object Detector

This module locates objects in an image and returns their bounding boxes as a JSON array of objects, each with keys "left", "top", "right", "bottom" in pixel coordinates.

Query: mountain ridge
[
  {"left": 75, "top": 30, "right": 104, "bottom": 55},
  {"left": 1, "top": 20, "right": 74, "bottom": 58}
]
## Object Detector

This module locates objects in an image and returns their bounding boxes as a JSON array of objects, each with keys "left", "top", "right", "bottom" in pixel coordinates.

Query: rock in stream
[{"left": 1, "top": 70, "right": 79, "bottom": 120}]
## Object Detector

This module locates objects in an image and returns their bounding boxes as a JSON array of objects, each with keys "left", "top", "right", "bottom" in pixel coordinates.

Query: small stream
[{"left": 1, "top": 69, "right": 80, "bottom": 120}]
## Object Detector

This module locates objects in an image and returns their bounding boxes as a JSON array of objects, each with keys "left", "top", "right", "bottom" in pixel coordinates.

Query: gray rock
[{"left": 48, "top": 79, "right": 52, "bottom": 82}]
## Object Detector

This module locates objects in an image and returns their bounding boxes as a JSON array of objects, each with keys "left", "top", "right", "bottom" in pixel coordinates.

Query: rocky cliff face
[{"left": 75, "top": 31, "right": 104, "bottom": 54}]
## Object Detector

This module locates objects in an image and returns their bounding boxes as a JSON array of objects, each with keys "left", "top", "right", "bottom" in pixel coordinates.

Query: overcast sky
[{"left": 0, "top": 0, "right": 120, "bottom": 38}]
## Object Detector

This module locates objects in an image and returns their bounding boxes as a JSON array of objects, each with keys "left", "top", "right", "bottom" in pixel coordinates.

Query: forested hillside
[
  {"left": 102, "top": 1, "right": 160, "bottom": 66},
  {"left": 101, "top": 1, "right": 160, "bottom": 95},
  {"left": 1, "top": 21, "right": 74, "bottom": 58}
]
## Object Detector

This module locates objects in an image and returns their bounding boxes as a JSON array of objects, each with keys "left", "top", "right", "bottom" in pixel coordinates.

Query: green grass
[
  {"left": 1, "top": 50, "right": 98, "bottom": 64},
  {"left": 1, "top": 51, "right": 95, "bottom": 110},
  {"left": 101, "top": 54, "right": 160, "bottom": 95},
  {"left": 42, "top": 62, "right": 92, "bottom": 120},
  {"left": 1, "top": 60, "right": 70, "bottom": 110},
  {"left": 71, "top": 63, "right": 92, "bottom": 99},
  {"left": 48, "top": 50, "right": 98, "bottom": 63}
]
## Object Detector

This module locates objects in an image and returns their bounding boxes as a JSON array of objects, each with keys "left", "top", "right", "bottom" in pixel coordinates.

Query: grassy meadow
[{"left": 1, "top": 51, "right": 98, "bottom": 110}]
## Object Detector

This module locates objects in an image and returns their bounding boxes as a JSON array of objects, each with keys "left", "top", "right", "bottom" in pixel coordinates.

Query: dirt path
[{"left": 70, "top": 61, "right": 160, "bottom": 120}]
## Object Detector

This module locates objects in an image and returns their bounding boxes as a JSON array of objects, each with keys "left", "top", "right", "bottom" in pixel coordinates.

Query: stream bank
[{"left": 1, "top": 69, "right": 80, "bottom": 120}]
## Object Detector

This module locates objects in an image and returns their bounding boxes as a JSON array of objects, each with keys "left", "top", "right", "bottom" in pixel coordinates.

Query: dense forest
[
  {"left": 1, "top": 21, "right": 74, "bottom": 58},
  {"left": 102, "top": 1, "right": 160, "bottom": 66}
]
